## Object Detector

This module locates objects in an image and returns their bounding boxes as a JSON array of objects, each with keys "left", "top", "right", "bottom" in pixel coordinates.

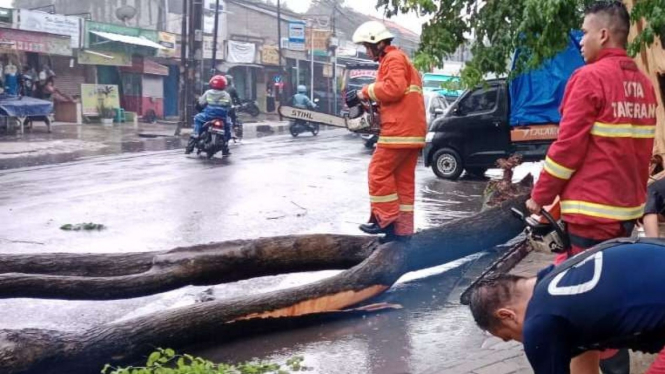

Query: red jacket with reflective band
[
  {"left": 532, "top": 49, "right": 658, "bottom": 225},
  {"left": 362, "top": 46, "right": 427, "bottom": 149}
]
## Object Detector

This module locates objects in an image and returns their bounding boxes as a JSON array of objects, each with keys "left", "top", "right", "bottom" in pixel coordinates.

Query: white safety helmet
[{"left": 352, "top": 21, "right": 395, "bottom": 45}]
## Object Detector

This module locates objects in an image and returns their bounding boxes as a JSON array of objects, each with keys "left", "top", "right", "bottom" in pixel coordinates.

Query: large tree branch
[
  {"left": 0, "top": 194, "right": 529, "bottom": 374},
  {"left": 0, "top": 235, "right": 374, "bottom": 299}
]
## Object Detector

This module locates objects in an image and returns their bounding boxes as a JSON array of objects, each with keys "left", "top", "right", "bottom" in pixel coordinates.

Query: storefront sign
[
  {"left": 0, "top": 27, "right": 72, "bottom": 56},
  {"left": 156, "top": 32, "right": 177, "bottom": 58},
  {"left": 261, "top": 45, "right": 279, "bottom": 66},
  {"left": 18, "top": 10, "right": 81, "bottom": 48},
  {"left": 202, "top": 35, "right": 224, "bottom": 59},
  {"left": 288, "top": 21, "right": 306, "bottom": 51},
  {"left": 78, "top": 50, "right": 132, "bottom": 67},
  {"left": 305, "top": 28, "right": 331, "bottom": 52},
  {"left": 81, "top": 84, "right": 121, "bottom": 116}
]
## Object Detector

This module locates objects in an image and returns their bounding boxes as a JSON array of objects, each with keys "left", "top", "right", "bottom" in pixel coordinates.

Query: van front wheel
[{"left": 432, "top": 148, "right": 463, "bottom": 180}]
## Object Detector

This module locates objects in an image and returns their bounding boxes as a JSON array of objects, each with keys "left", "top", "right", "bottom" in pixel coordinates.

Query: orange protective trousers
[{"left": 368, "top": 147, "right": 420, "bottom": 236}]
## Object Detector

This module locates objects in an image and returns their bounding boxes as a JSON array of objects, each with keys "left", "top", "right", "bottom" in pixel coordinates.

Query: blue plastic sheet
[
  {"left": 0, "top": 94, "right": 53, "bottom": 118},
  {"left": 509, "top": 32, "right": 585, "bottom": 126}
]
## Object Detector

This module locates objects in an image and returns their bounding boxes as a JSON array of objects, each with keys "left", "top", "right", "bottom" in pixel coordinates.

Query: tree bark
[
  {"left": 0, "top": 235, "right": 374, "bottom": 300},
  {"left": 0, "top": 195, "right": 528, "bottom": 374}
]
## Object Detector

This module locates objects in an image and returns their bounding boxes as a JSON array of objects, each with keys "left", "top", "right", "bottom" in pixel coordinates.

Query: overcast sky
[{"left": 284, "top": 0, "right": 424, "bottom": 34}]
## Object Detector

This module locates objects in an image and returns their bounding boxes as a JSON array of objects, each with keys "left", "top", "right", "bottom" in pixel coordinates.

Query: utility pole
[
  {"left": 186, "top": 0, "right": 204, "bottom": 129},
  {"left": 211, "top": 0, "right": 221, "bottom": 74},
  {"left": 331, "top": 2, "right": 337, "bottom": 114},
  {"left": 310, "top": 21, "right": 314, "bottom": 102},
  {"left": 277, "top": 0, "right": 283, "bottom": 102},
  {"left": 175, "top": 0, "right": 189, "bottom": 136}
]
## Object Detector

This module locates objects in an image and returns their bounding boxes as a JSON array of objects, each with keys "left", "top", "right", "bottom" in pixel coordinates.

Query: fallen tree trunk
[
  {"left": 0, "top": 194, "right": 528, "bottom": 374},
  {"left": 0, "top": 235, "right": 374, "bottom": 299}
]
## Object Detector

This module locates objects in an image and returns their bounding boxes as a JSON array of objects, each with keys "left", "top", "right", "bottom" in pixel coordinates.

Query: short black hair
[
  {"left": 468, "top": 274, "right": 526, "bottom": 331},
  {"left": 584, "top": 1, "right": 630, "bottom": 46}
]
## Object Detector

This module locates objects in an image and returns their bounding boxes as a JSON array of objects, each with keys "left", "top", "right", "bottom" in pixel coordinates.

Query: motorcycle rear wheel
[
  {"left": 290, "top": 125, "right": 299, "bottom": 138},
  {"left": 248, "top": 104, "right": 260, "bottom": 117},
  {"left": 311, "top": 123, "right": 320, "bottom": 136}
]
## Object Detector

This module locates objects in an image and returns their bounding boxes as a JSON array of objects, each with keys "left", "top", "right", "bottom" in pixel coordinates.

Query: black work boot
[{"left": 359, "top": 222, "right": 383, "bottom": 234}]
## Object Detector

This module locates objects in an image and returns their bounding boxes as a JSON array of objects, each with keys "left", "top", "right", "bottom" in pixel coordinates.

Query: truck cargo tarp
[
  {"left": 509, "top": 32, "right": 584, "bottom": 126},
  {"left": 0, "top": 95, "right": 53, "bottom": 117}
]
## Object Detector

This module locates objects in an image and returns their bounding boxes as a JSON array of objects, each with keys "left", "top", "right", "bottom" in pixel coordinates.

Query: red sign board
[
  {"left": 121, "top": 57, "right": 169, "bottom": 76},
  {"left": 348, "top": 69, "right": 376, "bottom": 79},
  {"left": 0, "top": 27, "right": 72, "bottom": 56}
]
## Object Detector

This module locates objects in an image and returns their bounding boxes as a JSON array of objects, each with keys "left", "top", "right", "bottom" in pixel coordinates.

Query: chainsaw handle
[
  {"left": 539, "top": 208, "right": 571, "bottom": 251},
  {"left": 511, "top": 207, "right": 526, "bottom": 221}
]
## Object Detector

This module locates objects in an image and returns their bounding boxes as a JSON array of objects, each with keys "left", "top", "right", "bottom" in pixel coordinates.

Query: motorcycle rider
[
  {"left": 292, "top": 85, "right": 316, "bottom": 109},
  {"left": 224, "top": 74, "right": 242, "bottom": 138},
  {"left": 186, "top": 75, "right": 232, "bottom": 156},
  {"left": 224, "top": 74, "right": 241, "bottom": 106},
  {"left": 347, "top": 21, "right": 427, "bottom": 242}
]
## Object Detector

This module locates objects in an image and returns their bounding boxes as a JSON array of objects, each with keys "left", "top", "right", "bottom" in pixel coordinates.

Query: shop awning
[{"left": 90, "top": 30, "right": 165, "bottom": 50}]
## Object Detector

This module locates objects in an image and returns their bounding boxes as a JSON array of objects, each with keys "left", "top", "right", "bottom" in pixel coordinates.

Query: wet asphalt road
[{"left": 0, "top": 128, "right": 496, "bottom": 373}]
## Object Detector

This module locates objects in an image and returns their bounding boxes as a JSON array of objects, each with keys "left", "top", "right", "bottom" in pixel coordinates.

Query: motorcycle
[
  {"left": 361, "top": 133, "right": 378, "bottom": 149},
  {"left": 186, "top": 118, "right": 230, "bottom": 159},
  {"left": 237, "top": 99, "right": 260, "bottom": 117},
  {"left": 289, "top": 99, "right": 320, "bottom": 137}
]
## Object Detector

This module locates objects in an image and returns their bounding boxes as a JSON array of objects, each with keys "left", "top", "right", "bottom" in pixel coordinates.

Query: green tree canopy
[{"left": 376, "top": 0, "right": 665, "bottom": 86}]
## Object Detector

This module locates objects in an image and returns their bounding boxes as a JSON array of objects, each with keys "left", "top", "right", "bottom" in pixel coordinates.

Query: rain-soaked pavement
[{"left": 0, "top": 126, "right": 508, "bottom": 373}]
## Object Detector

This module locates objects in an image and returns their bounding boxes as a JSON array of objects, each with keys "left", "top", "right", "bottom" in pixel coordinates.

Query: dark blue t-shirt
[{"left": 523, "top": 240, "right": 665, "bottom": 374}]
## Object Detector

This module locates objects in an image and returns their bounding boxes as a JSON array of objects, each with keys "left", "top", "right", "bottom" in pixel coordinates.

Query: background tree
[{"left": 377, "top": 0, "right": 665, "bottom": 86}]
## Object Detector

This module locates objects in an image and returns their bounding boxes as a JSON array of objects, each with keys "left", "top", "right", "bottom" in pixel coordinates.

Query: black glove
[{"left": 345, "top": 90, "right": 361, "bottom": 108}]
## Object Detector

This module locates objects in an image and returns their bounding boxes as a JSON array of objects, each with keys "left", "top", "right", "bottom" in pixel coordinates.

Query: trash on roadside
[{"left": 60, "top": 223, "right": 106, "bottom": 231}]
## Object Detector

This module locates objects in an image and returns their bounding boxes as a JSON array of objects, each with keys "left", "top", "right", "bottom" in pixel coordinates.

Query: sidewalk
[{"left": 449, "top": 249, "right": 657, "bottom": 374}]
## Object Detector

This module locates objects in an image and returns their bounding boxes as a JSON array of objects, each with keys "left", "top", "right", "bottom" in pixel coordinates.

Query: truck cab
[{"left": 423, "top": 79, "right": 557, "bottom": 179}]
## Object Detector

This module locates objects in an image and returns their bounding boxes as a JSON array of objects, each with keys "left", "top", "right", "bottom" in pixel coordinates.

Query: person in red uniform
[
  {"left": 347, "top": 21, "right": 427, "bottom": 242},
  {"left": 526, "top": 2, "right": 659, "bottom": 373}
]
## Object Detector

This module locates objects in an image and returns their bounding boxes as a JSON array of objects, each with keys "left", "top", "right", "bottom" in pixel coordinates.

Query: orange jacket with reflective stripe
[
  {"left": 361, "top": 46, "right": 427, "bottom": 149},
  {"left": 532, "top": 49, "right": 658, "bottom": 225}
]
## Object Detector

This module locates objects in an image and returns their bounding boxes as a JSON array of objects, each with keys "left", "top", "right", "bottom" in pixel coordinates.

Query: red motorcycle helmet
[{"left": 209, "top": 75, "right": 227, "bottom": 90}]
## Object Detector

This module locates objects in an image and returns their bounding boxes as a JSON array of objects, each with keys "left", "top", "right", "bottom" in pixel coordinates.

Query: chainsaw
[
  {"left": 278, "top": 91, "right": 381, "bottom": 134},
  {"left": 459, "top": 199, "right": 570, "bottom": 305}
]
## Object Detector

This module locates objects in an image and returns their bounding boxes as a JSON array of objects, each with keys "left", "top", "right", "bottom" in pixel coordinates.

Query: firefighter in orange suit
[
  {"left": 348, "top": 21, "right": 427, "bottom": 242},
  {"left": 527, "top": 1, "right": 659, "bottom": 266}
]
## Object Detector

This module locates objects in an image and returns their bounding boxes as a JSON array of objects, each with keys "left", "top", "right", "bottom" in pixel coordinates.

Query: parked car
[{"left": 423, "top": 79, "right": 560, "bottom": 179}]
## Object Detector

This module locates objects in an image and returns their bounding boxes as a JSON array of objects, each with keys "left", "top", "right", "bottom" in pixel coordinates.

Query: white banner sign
[
  {"left": 227, "top": 40, "right": 256, "bottom": 64},
  {"left": 18, "top": 9, "right": 81, "bottom": 48}
]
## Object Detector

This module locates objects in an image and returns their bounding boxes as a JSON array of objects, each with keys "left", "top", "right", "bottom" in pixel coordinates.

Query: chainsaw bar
[
  {"left": 459, "top": 238, "right": 533, "bottom": 305},
  {"left": 278, "top": 105, "right": 348, "bottom": 128}
]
